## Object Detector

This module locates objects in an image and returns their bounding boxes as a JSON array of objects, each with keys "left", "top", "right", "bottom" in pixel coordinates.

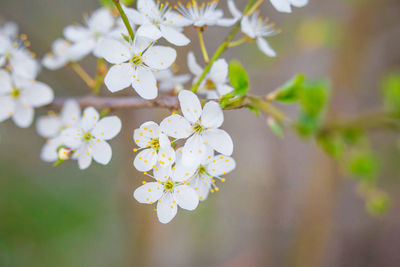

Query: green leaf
[
  {"left": 366, "top": 192, "right": 390, "bottom": 216},
  {"left": 295, "top": 113, "right": 320, "bottom": 137},
  {"left": 274, "top": 74, "right": 305, "bottom": 103},
  {"left": 299, "top": 79, "right": 330, "bottom": 116},
  {"left": 228, "top": 60, "right": 249, "bottom": 97},
  {"left": 347, "top": 151, "right": 379, "bottom": 182},
  {"left": 317, "top": 133, "right": 346, "bottom": 158},
  {"left": 381, "top": 71, "right": 400, "bottom": 111},
  {"left": 267, "top": 117, "right": 284, "bottom": 138}
]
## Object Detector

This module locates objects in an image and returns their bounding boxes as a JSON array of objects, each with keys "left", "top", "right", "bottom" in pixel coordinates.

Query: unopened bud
[{"left": 58, "top": 147, "right": 72, "bottom": 161}]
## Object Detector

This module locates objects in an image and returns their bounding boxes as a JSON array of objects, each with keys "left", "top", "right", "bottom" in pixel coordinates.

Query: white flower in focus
[
  {"left": 42, "top": 39, "right": 94, "bottom": 70},
  {"left": 133, "top": 167, "right": 199, "bottom": 224},
  {"left": 36, "top": 100, "right": 81, "bottom": 162},
  {"left": 270, "top": 0, "right": 308, "bottom": 13},
  {"left": 0, "top": 21, "right": 18, "bottom": 39},
  {"left": 174, "top": 147, "right": 236, "bottom": 201},
  {"left": 128, "top": 0, "right": 191, "bottom": 46},
  {"left": 176, "top": 0, "right": 238, "bottom": 27},
  {"left": 160, "top": 90, "right": 233, "bottom": 166},
  {"left": 241, "top": 13, "right": 278, "bottom": 57},
  {"left": 0, "top": 35, "right": 39, "bottom": 79},
  {"left": 63, "top": 8, "right": 116, "bottom": 58},
  {"left": 0, "top": 70, "right": 54, "bottom": 128},
  {"left": 62, "top": 107, "right": 121, "bottom": 170},
  {"left": 155, "top": 69, "right": 190, "bottom": 92},
  {"left": 187, "top": 52, "right": 233, "bottom": 98},
  {"left": 133, "top": 121, "right": 176, "bottom": 172},
  {"left": 97, "top": 36, "right": 176, "bottom": 99}
]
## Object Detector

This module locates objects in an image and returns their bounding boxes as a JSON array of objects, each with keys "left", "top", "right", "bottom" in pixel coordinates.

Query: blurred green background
[{"left": 1, "top": 0, "right": 400, "bottom": 266}]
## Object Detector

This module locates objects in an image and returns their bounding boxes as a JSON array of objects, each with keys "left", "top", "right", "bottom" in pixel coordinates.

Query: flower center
[
  {"left": 198, "top": 165, "right": 207, "bottom": 175},
  {"left": 83, "top": 132, "right": 94, "bottom": 142},
  {"left": 131, "top": 55, "right": 143, "bottom": 66},
  {"left": 204, "top": 79, "right": 216, "bottom": 90},
  {"left": 10, "top": 88, "right": 20, "bottom": 99},
  {"left": 150, "top": 138, "right": 160, "bottom": 150},
  {"left": 193, "top": 122, "right": 204, "bottom": 134},
  {"left": 163, "top": 179, "right": 175, "bottom": 192}
]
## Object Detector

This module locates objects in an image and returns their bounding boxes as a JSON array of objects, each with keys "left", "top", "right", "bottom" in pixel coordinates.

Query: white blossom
[
  {"left": 0, "top": 21, "right": 18, "bottom": 39},
  {"left": 63, "top": 8, "right": 117, "bottom": 58},
  {"left": 270, "top": 0, "right": 309, "bottom": 13},
  {"left": 176, "top": 0, "right": 238, "bottom": 28},
  {"left": 0, "top": 70, "right": 54, "bottom": 128},
  {"left": 133, "top": 121, "right": 176, "bottom": 172},
  {"left": 133, "top": 166, "right": 199, "bottom": 224},
  {"left": 174, "top": 147, "right": 236, "bottom": 201},
  {"left": 61, "top": 107, "right": 121, "bottom": 170},
  {"left": 160, "top": 90, "right": 233, "bottom": 166},
  {"left": 36, "top": 100, "right": 81, "bottom": 162},
  {"left": 97, "top": 36, "right": 176, "bottom": 99},
  {"left": 187, "top": 52, "right": 233, "bottom": 98},
  {"left": 155, "top": 69, "right": 190, "bottom": 92},
  {"left": 128, "top": 0, "right": 192, "bottom": 46}
]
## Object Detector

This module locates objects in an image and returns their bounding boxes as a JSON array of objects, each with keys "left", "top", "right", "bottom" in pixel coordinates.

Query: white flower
[
  {"left": 270, "top": 0, "right": 308, "bottom": 13},
  {"left": 155, "top": 69, "right": 190, "bottom": 92},
  {"left": 176, "top": 0, "right": 238, "bottom": 28},
  {"left": 0, "top": 21, "right": 18, "bottom": 39},
  {"left": 0, "top": 70, "right": 54, "bottom": 128},
  {"left": 187, "top": 52, "right": 233, "bottom": 98},
  {"left": 241, "top": 13, "right": 278, "bottom": 57},
  {"left": 128, "top": 0, "right": 192, "bottom": 46},
  {"left": 42, "top": 39, "right": 94, "bottom": 70},
  {"left": 133, "top": 166, "right": 199, "bottom": 224},
  {"left": 0, "top": 35, "right": 39, "bottom": 79},
  {"left": 174, "top": 147, "right": 236, "bottom": 201},
  {"left": 63, "top": 8, "right": 116, "bottom": 58},
  {"left": 36, "top": 100, "right": 81, "bottom": 162},
  {"left": 62, "top": 107, "right": 121, "bottom": 170},
  {"left": 160, "top": 90, "right": 233, "bottom": 166},
  {"left": 98, "top": 36, "right": 176, "bottom": 99},
  {"left": 133, "top": 121, "right": 176, "bottom": 172}
]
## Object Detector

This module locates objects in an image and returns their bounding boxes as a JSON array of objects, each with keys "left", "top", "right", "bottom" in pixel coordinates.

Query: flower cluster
[
  {"left": 133, "top": 90, "right": 235, "bottom": 223},
  {"left": 0, "top": 0, "right": 309, "bottom": 224}
]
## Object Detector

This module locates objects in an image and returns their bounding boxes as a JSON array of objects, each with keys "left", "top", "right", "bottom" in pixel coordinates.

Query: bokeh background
[{"left": 1, "top": 0, "right": 400, "bottom": 266}]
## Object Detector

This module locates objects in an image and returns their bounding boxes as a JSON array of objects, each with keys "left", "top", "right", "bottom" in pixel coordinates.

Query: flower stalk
[
  {"left": 197, "top": 27, "right": 209, "bottom": 63},
  {"left": 112, "top": 0, "right": 135, "bottom": 40},
  {"left": 69, "top": 62, "right": 95, "bottom": 89}
]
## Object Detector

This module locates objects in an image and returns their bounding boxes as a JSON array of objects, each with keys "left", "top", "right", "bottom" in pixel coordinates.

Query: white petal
[
  {"left": 137, "top": 121, "right": 160, "bottom": 140},
  {"left": 134, "top": 148, "right": 158, "bottom": 172},
  {"left": 0, "top": 69, "right": 13, "bottom": 93},
  {"left": 228, "top": 0, "right": 242, "bottom": 18},
  {"left": 154, "top": 165, "right": 172, "bottom": 182},
  {"left": 88, "top": 8, "right": 114, "bottom": 34},
  {"left": 104, "top": 63, "right": 134, "bottom": 93},
  {"left": 136, "top": 24, "right": 162, "bottom": 41},
  {"left": 160, "top": 114, "right": 192, "bottom": 139},
  {"left": 61, "top": 99, "right": 81, "bottom": 127},
  {"left": 0, "top": 96, "right": 14, "bottom": 122},
  {"left": 157, "top": 145, "right": 175, "bottom": 167},
  {"left": 134, "top": 182, "right": 164, "bottom": 204},
  {"left": 174, "top": 185, "right": 199, "bottom": 210},
  {"left": 124, "top": 6, "right": 147, "bottom": 25},
  {"left": 133, "top": 128, "right": 151, "bottom": 148},
  {"left": 206, "top": 155, "right": 236, "bottom": 176},
  {"left": 202, "top": 129, "right": 233, "bottom": 156},
  {"left": 67, "top": 39, "right": 96, "bottom": 61},
  {"left": 270, "top": 0, "right": 292, "bottom": 13},
  {"left": 133, "top": 35, "right": 153, "bottom": 54},
  {"left": 40, "top": 137, "right": 63, "bottom": 162},
  {"left": 217, "top": 18, "right": 238, "bottom": 27},
  {"left": 201, "top": 101, "right": 224, "bottom": 129},
  {"left": 91, "top": 139, "right": 112, "bottom": 165},
  {"left": 256, "top": 37, "right": 276, "bottom": 57},
  {"left": 187, "top": 51, "right": 203, "bottom": 76},
  {"left": 12, "top": 102, "right": 34, "bottom": 128},
  {"left": 42, "top": 53, "right": 68, "bottom": 70},
  {"left": 97, "top": 38, "right": 131, "bottom": 64},
  {"left": 209, "top": 59, "right": 228, "bottom": 84},
  {"left": 60, "top": 127, "right": 82, "bottom": 149},
  {"left": 172, "top": 155, "right": 197, "bottom": 183},
  {"left": 241, "top": 16, "right": 256, "bottom": 38},
  {"left": 216, "top": 84, "right": 234, "bottom": 96},
  {"left": 191, "top": 174, "right": 211, "bottom": 201},
  {"left": 92, "top": 116, "right": 122, "bottom": 140},
  {"left": 182, "top": 134, "right": 206, "bottom": 166},
  {"left": 77, "top": 144, "right": 92, "bottom": 170},
  {"left": 178, "top": 90, "right": 202, "bottom": 123},
  {"left": 81, "top": 107, "right": 99, "bottom": 131},
  {"left": 291, "top": 0, "right": 309, "bottom": 7},
  {"left": 143, "top": 46, "right": 177, "bottom": 70},
  {"left": 132, "top": 68, "right": 158, "bottom": 100},
  {"left": 160, "top": 25, "right": 190, "bottom": 46},
  {"left": 10, "top": 51, "right": 39, "bottom": 79},
  {"left": 157, "top": 193, "right": 177, "bottom": 224},
  {"left": 21, "top": 81, "right": 54, "bottom": 107},
  {"left": 164, "top": 11, "right": 192, "bottom": 27},
  {"left": 137, "top": 0, "right": 158, "bottom": 18},
  {"left": 63, "top": 25, "right": 91, "bottom": 42},
  {"left": 36, "top": 115, "right": 62, "bottom": 138}
]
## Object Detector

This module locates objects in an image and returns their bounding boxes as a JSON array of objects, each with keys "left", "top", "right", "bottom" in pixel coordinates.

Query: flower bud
[{"left": 58, "top": 147, "right": 72, "bottom": 161}]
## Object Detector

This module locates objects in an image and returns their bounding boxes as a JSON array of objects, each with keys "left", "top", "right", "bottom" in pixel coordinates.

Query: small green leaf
[
  {"left": 247, "top": 105, "right": 260, "bottom": 115},
  {"left": 267, "top": 117, "right": 284, "bottom": 138},
  {"left": 347, "top": 151, "right": 379, "bottom": 182},
  {"left": 300, "top": 79, "right": 330, "bottom": 116},
  {"left": 381, "top": 71, "right": 400, "bottom": 111},
  {"left": 273, "top": 74, "right": 305, "bottom": 103},
  {"left": 295, "top": 113, "right": 320, "bottom": 137},
  {"left": 317, "top": 133, "right": 346, "bottom": 158},
  {"left": 229, "top": 60, "right": 249, "bottom": 97}
]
